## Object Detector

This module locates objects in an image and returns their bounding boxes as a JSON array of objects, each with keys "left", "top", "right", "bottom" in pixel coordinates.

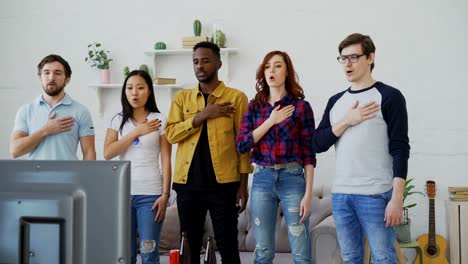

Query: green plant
[
  {"left": 154, "top": 41, "right": 166, "bottom": 50},
  {"left": 85, "top": 42, "right": 112, "bottom": 70},
  {"left": 123, "top": 66, "right": 130, "bottom": 77},
  {"left": 193, "top": 19, "right": 202, "bottom": 36},
  {"left": 210, "top": 30, "right": 226, "bottom": 48},
  {"left": 139, "top": 64, "right": 149, "bottom": 74},
  {"left": 403, "top": 178, "right": 424, "bottom": 209},
  {"left": 396, "top": 178, "right": 425, "bottom": 240}
]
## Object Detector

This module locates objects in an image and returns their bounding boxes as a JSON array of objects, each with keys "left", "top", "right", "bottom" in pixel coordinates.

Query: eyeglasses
[{"left": 336, "top": 54, "right": 366, "bottom": 64}]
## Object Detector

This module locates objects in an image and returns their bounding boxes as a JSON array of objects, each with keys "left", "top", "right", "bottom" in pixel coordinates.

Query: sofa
[{"left": 156, "top": 183, "right": 342, "bottom": 264}]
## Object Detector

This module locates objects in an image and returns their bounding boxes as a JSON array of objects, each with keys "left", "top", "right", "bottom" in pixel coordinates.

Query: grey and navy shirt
[{"left": 313, "top": 82, "right": 410, "bottom": 195}]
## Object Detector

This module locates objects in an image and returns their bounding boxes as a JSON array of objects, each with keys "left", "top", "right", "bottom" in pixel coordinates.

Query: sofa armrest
[{"left": 311, "top": 215, "right": 342, "bottom": 264}]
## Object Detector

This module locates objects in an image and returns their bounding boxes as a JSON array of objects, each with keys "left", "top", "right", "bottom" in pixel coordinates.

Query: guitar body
[
  {"left": 416, "top": 180, "right": 449, "bottom": 264},
  {"left": 415, "top": 233, "right": 448, "bottom": 264}
]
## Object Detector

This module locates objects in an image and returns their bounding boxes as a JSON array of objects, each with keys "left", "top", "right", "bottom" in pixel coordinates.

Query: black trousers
[{"left": 176, "top": 188, "right": 240, "bottom": 264}]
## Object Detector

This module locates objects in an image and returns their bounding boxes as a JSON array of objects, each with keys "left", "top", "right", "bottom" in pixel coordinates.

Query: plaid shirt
[{"left": 236, "top": 94, "right": 316, "bottom": 167}]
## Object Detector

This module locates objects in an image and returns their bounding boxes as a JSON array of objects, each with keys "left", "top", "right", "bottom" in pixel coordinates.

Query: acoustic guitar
[{"left": 415, "top": 180, "right": 448, "bottom": 264}]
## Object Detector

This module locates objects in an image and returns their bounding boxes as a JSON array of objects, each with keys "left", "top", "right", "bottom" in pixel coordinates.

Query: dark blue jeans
[
  {"left": 332, "top": 190, "right": 396, "bottom": 264},
  {"left": 130, "top": 195, "right": 163, "bottom": 264}
]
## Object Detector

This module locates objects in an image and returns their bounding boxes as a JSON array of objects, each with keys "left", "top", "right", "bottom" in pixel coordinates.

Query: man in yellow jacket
[{"left": 165, "top": 41, "right": 252, "bottom": 264}]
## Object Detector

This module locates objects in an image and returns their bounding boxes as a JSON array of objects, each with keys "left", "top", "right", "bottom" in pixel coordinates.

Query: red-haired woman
[{"left": 236, "top": 51, "right": 316, "bottom": 264}]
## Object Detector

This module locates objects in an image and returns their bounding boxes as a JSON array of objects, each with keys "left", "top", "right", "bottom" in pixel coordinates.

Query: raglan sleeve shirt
[
  {"left": 312, "top": 93, "right": 343, "bottom": 153},
  {"left": 380, "top": 86, "right": 410, "bottom": 179}
]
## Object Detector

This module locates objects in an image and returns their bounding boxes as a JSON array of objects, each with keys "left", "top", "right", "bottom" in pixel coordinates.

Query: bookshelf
[
  {"left": 448, "top": 201, "right": 468, "bottom": 263},
  {"left": 144, "top": 48, "right": 238, "bottom": 82},
  {"left": 89, "top": 48, "right": 238, "bottom": 117}
]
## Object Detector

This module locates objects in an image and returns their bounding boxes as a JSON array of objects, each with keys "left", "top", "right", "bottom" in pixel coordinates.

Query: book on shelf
[
  {"left": 450, "top": 197, "right": 468, "bottom": 201},
  {"left": 183, "top": 43, "right": 202, "bottom": 48},
  {"left": 450, "top": 193, "right": 468, "bottom": 199},
  {"left": 449, "top": 186, "right": 468, "bottom": 192},
  {"left": 451, "top": 191, "right": 468, "bottom": 195},
  {"left": 449, "top": 186, "right": 468, "bottom": 201},
  {"left": 153, "top": 77, "right": 176, "bottom": 85},
  {"left": 182, "top": 36, "right": 209, "bottom": 48},
  {"left": 182, "top": 36, "right": 209, "bottom": 42}
]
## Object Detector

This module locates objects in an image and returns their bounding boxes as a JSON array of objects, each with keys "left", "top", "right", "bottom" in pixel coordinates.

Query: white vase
[{"left": 100, "top": 69, "right": 111, "bottom": 84}]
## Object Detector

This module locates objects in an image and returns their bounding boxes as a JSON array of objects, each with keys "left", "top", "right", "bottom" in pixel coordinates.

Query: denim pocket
[
  {"left": 370, "top": 193, "right": 387, "bottom": 200},
  {"left": 254, "top": 165, "right": 263, "bottom": 175},
  {"left": 286, "top": 165, "right": 303, "bottom": 176},
  {"left": 370, "top": 189, "right": 393, "bottom": 202}
]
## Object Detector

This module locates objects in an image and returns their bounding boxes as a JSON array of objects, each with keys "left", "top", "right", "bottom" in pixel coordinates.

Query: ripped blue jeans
[
  {"left": 130, "top": 195, "right": 163, "bottom": 264},
  {"left": 251, "top": 164, "right": 312, "bottom": 264}
]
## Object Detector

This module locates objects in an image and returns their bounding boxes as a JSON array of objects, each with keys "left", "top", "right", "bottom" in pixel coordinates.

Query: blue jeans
[
  {"left": 251, "top": 164, "right": 312, "bottom": 264},
  {"left": 332, "top": 190, "right": 396, "bottom": 264},
  {"left": 130, "top": 195, "right": 163, "bottom": 264}
]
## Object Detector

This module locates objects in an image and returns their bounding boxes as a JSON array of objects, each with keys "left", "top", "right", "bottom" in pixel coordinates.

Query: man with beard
[
  {"left": 10, "top": 54, "right": 96, "bottom": 160},
  {"left": 165, "top": 42, "right": 252, "bottom": 264}
]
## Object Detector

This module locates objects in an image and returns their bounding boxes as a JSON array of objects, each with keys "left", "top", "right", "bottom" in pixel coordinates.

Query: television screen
[{"left": 0, "top": 160, "right": 131, "bottom": 264}]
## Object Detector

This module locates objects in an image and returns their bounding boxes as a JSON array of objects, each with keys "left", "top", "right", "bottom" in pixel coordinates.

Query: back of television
[{"left": 0, "top": 160, "right": 131, "bottom": 264}]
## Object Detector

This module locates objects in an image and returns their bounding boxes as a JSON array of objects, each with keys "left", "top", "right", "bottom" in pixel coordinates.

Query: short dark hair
[
  {"left": 193, "top": 41, "right": 221, "bottom": 60},
  {"left": 338, "top": 33, "right": 376, "bottom": 71},
  {"left": 37, "top": 54, "right": 72, "bottom": 78}
]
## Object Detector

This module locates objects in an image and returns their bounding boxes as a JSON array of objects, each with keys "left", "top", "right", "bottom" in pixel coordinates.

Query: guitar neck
[{"left": 428, "top": 198, "right": 436, "bottom": 247}]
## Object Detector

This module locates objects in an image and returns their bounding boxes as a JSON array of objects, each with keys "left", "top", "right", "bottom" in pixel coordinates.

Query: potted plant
[
  {"left": 85, "top": 42, "right": 113, "bottom": 83},
  {"left": 210, "top": 21, "right": 226, "bottom": 48},
  {"left": 123, "top": 66, "right": 130, "bottom": 77},
  {"left": 395, "top": 178, "right": 424, "bottom": 242}
]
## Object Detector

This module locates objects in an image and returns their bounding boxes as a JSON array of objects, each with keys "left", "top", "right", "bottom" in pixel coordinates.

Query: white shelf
[
  {"left": 144, "top": 48, "right": 238, "bottom": 82},
  {"left": 89, "top": 83, "right": 183, "bottom": 116},
  {"left": 89, "top": 83, "right": 183, "bottom": 89},
  {"left": 89, "top": 48, "right": 238, "bottom": 117},
  {"left": 144, "top": 48, "right": 238, "bottom": 56}
]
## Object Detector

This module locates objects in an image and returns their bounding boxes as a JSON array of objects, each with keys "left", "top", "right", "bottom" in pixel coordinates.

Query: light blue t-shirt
[{"left": 14, "top": 94, "right": 95, "bottom": 160}]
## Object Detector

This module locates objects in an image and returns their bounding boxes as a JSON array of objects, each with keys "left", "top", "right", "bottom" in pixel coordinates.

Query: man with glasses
[{"left": 313, "top": 33, "right": 410, "bottom": 263}]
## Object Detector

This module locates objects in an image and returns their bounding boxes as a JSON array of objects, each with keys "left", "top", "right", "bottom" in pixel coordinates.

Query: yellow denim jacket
[{"left": 165, "top": 82, "right": 253, "bottom": 184}]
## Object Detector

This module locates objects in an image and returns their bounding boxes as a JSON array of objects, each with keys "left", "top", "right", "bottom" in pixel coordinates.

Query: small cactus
[
  {"left": 154, "top": 41, "right": 167, "bottom": 50},
  {"left": 193, "top": 19, "right": 202, "bottom": 36},
  {"left": 211, "top": 30, "right": 226, "bottom": 48},
  {"left": 139, "top": 64, "right": 150, "bottom": 74},
  {"left": 123, "top": 66, "right": 130, "bottom": 77}
]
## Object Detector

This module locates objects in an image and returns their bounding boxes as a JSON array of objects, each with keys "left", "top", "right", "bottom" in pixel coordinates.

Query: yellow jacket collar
[{"left": 192, "top": 81, "right": 226, "bottom": 98}]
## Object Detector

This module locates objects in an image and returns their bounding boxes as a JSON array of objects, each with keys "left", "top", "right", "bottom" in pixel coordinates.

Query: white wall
[{"left": 1, "top": 0, "right": 468, "bottom": 250}]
